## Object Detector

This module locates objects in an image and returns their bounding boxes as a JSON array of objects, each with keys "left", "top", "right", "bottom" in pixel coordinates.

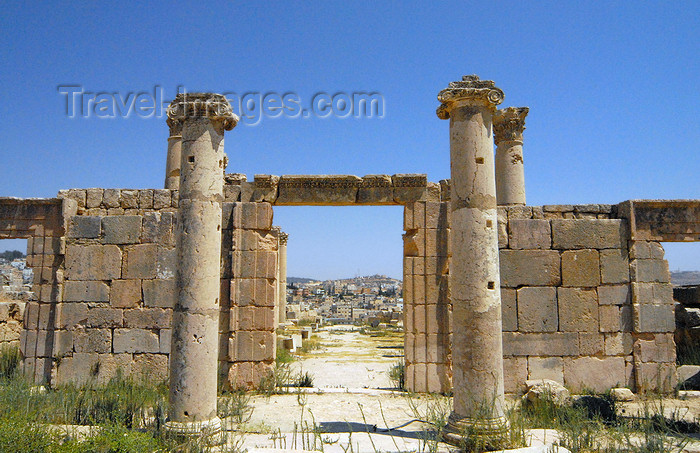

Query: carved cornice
[
  {"left": 167, "top": 93, "right": 239, "bottom": 131},
  {"left": 493, "top": 107, "right": 529, "bottom": 145},
  {"left": 436, "top": 75, "right": 504, "bottom": 119}
]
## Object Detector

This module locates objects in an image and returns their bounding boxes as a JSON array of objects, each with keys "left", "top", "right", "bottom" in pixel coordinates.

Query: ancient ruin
[{"left": 0, "top": 76, "right": 698, "bottom": 442}]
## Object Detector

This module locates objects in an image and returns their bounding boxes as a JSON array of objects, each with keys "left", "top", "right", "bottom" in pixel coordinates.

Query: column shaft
[
  {"left": 165, "top": 118, "right": 182, "bottom": 190},
  {"left": 166, "top": 94, "right": 237, "bottom": 441},
  {"left": 437, "top": 75, "right": 508, "bottom": 447},
  {"left": 494, "top": 107, "right": 528, "bottom": 206}
]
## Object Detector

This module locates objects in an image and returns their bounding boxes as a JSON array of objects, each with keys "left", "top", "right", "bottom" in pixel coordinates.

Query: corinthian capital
[
  {"left": 279, "top": 233, "right": 289, "bottom": 245},
  {"left": 493, "top": 107, "right": 529, "bottom": 145},
  {"left": 436, "top": 75, "right": 504, "bottom": 119},
  {"left": 167, "top": 93, "right": 239, "bottom": 131}
]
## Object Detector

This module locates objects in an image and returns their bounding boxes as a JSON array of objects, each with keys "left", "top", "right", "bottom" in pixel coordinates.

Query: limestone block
[
  {"left": 604, "top": 332, "right": 634, "bottom": 356},
  {"left": 392, "top": 174, "right": 428, "bottom": 204},
  {"left": 501, "top": 288, "right": 517, "bottom": 331},
  {"left": 63, "top": 281, "right": 110, "bottom": 302},
  {"left": 558, "top": 288, "right": 599, "bottom": 332},
  {"left": 232, "top": 278, "right": 276, "bottom": 307},
  {"left": 503, "top": 356, "right": 528, "bottom": 393},
  {"left": 561, "top": 249, "right": 600, "bottom": 287},
  {"left": 528, "top": 357, "right": 564, "bottom": 383},
  {"left": 159, "top": 329, "right": 171, "bottom": 353},
  {"left": 426, "top": 363, "right": 450, "bottom": 394},
  {"left": 20, "top": 329, "right": 36, "bottom": 357},
  {"left": 635, "top": 362, "right": 678, "bottom": 392},
  {"left": 563, "top": 357, "right": 626, "bottom": 392},
  {"left": 110, "top": 279, "right": 142, "bottom": 308},
  {"left": 138, "top": 189, "right": 154, "bottom": 209},
  {"left": 517, "top": 286, "right": 558, "bottom": 332},
  {"left": 629, "top": 241, "right": 651, "bottom": 260},
  {"left": 153, "top": 189, "right": 172, "bottom": 209},
  {"left": 630, "top": 259, "right": 670, "bottom": 283},
  {"left": 56, "top": 303, "right": 88, "bottom": 329},
  {"left": 124, "top": 308, "right": 171, "bottom": 329},
  {"left": 67, "top": 216, "right": 101, "bottom": 239},
  {"left": 578, "top": 333, "right": 605, "bottom": 355},
  {"left": 633, "top": 334, "right": 676, "bottom": 363},
  {"left": 142, "top": 212, "right": 173, "bottom": 245},
  {"left": 120, "top": 190, "right": 139, "bottom": 209},
  {"left": 497, "top": 207, "right": 508, "bottom": 248},
  {"left": 499, "top": 250, "right": 561, "bottom": 287},
  {"left": 86, "top": 307, "right": 123, "bottom": 328},
  {"left": 65, "top": 245, "right": 122, "bottom": 281},
  {"left": 413, "top": 334, "right": 426, "bottom": 362},
  {"left": 55, "top": 352, "right": 99, "bottom": 386},
  {"left": 633, "top": 303, "right": 675, "bottom": 332},
  {"left": 424, "top": 202, "right": 449, "bottom": 229},
  {"left": 232, "top": 202, "right": 273, "bottom": 230},
  {"left": 102, "top": 189, "right": 120, "bottom": 208},
  {"left": 52, "top": 330, "right": 73, "bottom": 356},
  {"left": 73, "top": 328, "right": 112, "bottom": 353},
  {"left": 276, "top": 175, "right": 362, "bottom": 205},
  {"left": 426, "top": 333, "right": 448, "bottom": 363},
  {"left": 600, "top": 249, "right": 630, "bottom": 284},
  {"left": 357, "top": 175, "right": 393, "bottom": 204},
  {"left": 631, "top": 282, "right": 674, "bottom": 305},
  {"left": 439, "top": 179, "right": 450, "bottom": 202},
  {"left": 234, "top": 250, "right": 277, "bottom": 279},
  {"left": 85, "top": 188, "right": 104, "bottom": 208},
  {"left": 525, "top": 379, "right": 570, "bottom": 406},
  {"left": 142, "top": 279, "right": 176, "bottom": 308},
  {"left": 170, "top": 190, "right": 179, "bottom": 208},
  {"left": 102, "top": 216, "right": 142, "bottom": 244},
  {"left": 156, "top": 246, "right": 176, "bottom": 279},
  {"left": 122, "top": 244, "right": 157, "bottom": 279},
  {"left": 113, "top": 328, "right": 159, "bottom": 353},
  {"left": 598, "top": 285, "right": 630, "bottom": 306},
  {"left": 133, "top": 353, "right": 168, "bottom": 382},
  {"left": 502, "top": 332, "right": 579, "bottom": 356},
  {"left": 508, "top": 219, "right": 551, "bottom": 250},
  {"left": 252, "top": 175, "right": 280, "bottom": 203},
  {"left": 552, "top": 219, "right": 627, "bottom": 250},
  {"left": 599, "top": 305, "right": 623, "bottom": 332},
  {"left": 650, "top": 242, "right": 665, "bottom": 259}
]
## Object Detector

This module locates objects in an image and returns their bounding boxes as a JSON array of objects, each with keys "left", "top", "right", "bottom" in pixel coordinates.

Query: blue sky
[{"left": 1, "top": 2, "right": 698, "bottom": 279}]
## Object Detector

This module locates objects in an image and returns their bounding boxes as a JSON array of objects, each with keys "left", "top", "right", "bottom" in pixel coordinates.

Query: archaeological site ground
[{"left": 1, "top": 76, "right": 699, "bottom": 452}]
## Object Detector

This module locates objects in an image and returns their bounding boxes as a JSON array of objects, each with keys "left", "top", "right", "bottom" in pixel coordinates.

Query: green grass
[
  {"left": 0, "top": 345, "right": 251, "bottom": 451},
  {"left": 388, "top": 360, "right": 405, "bottom": 390}
]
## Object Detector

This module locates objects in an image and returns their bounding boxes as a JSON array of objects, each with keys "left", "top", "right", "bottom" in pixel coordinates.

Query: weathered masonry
[
  {"left": 1, "top": 79, "right": 698, "bottom": 413},
  {"left": 8, "top": 187, "right": 699, "bottom": 392}
]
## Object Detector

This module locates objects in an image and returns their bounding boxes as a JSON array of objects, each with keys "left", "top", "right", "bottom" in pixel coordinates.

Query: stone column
[
  {"left": 436, "top": 75, "right": 508, "bottom": 447},
  {"left": 494, "top": 107, "right": 529, "bottom": 206},
  {"left": 165, "top": 118, "right": 183, "bottom": 190},
  {"left": 278, "top": 232, "right": 288, "bottom": 323},
  {"left": 165, "top": 93, "right": 238, "bottom": 441}
]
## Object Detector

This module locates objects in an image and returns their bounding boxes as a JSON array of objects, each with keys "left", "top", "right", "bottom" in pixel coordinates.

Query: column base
[
  {"left": 164, "top": 416, "right": 224, "bottom": 445},
  {"left": 441, "top": 412, "right": 509, "bottom": 451}
]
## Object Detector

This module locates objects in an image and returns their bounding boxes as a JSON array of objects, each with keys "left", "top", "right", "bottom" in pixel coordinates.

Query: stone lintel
[{"left": 617, "top": 199, "right": 700, "bottom": 242}]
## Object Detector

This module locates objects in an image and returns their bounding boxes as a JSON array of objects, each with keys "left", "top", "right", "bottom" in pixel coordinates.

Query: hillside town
[
  {"left": 0, "top": 251, "right": 33, "bottom": 302},
  {"left": 285, "top": 274, "right": 403, "bottom": 325}
]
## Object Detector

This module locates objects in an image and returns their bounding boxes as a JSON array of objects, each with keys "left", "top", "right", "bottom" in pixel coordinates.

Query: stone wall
[
  {"left": 24, "top": 189, "right": 179, "bottom": 385},
  {"left": 403, "top": 201, "right": 451, "bottom": 393},
  {"left": 0, "top": 302, "right": 24, "bottom": 350},
  {"left": 498, "top": 204, "right": 676, "bottom": 393},
  {"left": 7, "top": 185, "right": 695, "bottom": 394}
]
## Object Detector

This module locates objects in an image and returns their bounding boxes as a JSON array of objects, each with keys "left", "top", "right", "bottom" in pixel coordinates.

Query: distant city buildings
[
  {"left": 285, "top": 274, "right": 403, "bottom": 325},
  {"left": 0, "top": 255, "right": 34, "bottom": 302}
]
